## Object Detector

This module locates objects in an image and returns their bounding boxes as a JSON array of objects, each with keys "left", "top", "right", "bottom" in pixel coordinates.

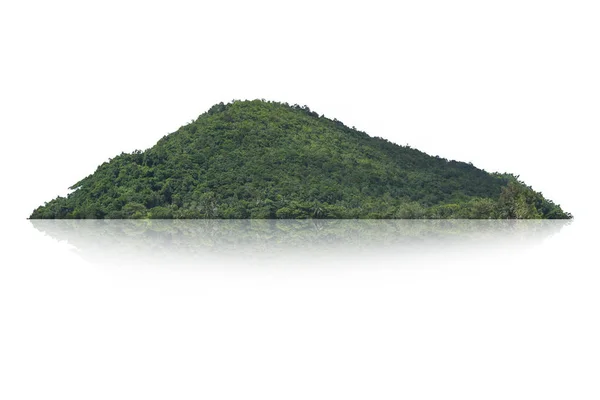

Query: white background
[
  {"left": 1, "top": 0, "right": 598, "bottom": 219},
  {"left": 1, "top": 1, "right": 599, "bottom": 399}
]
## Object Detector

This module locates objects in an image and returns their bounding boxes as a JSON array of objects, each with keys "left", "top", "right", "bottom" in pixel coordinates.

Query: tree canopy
[{"left": 30, "top": 100, "right": 572, "bottom": 219}]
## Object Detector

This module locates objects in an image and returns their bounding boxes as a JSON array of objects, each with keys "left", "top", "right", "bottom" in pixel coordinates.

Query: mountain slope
[{"left": 30, "top": 100, "right": 571, "bottom": 219}]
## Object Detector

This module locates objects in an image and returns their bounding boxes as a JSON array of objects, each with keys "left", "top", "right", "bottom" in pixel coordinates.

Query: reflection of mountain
[{"left": 30, "top": 220, "right": 570, "bottom": 267}]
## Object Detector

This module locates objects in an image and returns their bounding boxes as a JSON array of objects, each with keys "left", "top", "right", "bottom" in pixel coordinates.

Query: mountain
[{"left": 30, "top": 100, "right": 571, "bottom": 219}]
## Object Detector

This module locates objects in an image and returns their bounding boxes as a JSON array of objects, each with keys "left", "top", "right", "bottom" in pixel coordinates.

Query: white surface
[{"left": 1, "top": 219, "right": 599, "bottom": 399}]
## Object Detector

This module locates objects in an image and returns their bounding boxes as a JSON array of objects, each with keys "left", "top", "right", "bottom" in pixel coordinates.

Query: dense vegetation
[{"left": 30, "top": 100, "right": 571, "bottom": 219}]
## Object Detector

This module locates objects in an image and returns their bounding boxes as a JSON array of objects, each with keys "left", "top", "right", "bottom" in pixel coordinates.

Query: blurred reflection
[{"left": 30, "top": 219, "right": 570, "bottom": 267}]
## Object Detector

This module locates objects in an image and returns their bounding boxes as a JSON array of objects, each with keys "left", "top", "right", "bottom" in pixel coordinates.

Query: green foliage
[{"left": 30, "top": 100, "right": 572, "bottom": 219}]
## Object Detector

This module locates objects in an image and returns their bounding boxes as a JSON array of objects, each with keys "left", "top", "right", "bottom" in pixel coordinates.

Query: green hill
[{"left": 30, "top": 100, "right": 571, "bottom": 219}]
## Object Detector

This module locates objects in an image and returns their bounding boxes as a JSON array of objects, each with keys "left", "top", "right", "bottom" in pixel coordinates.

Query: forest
[{"left": 30, "top": 100, "right": 572, "bottom": 219}]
